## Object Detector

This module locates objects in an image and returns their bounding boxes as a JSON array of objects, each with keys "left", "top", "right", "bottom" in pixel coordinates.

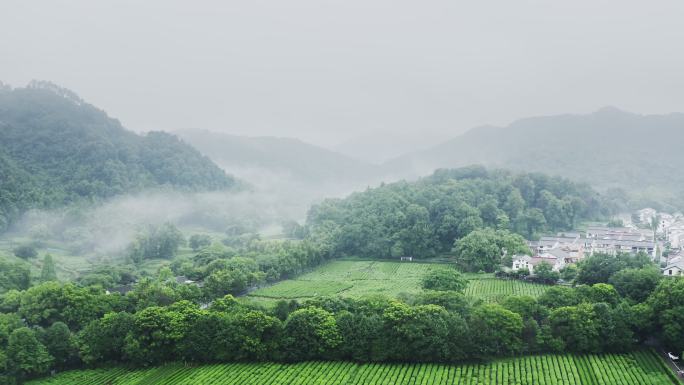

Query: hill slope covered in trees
[
  {"left": 384, "top": 108, "right": 684, "bottom": 209},
  {"left": 0, "top": 82, "right": 237, "bottom": 231},
  {"left": 307, "top": 166, "right": 617, "bottom": 260}
]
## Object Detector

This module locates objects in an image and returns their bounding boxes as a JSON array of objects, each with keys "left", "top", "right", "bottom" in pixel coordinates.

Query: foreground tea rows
[{"left": 29, "top": 350, "right": 679, "bottom": 385}]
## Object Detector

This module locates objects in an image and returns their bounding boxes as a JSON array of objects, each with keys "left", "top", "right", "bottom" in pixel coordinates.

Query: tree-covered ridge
[
  {"left": 307, "top": 166, "right": 616, "bottom": 259},
  {"left": 0, "top": 81, "right": 237, "bottom": 231},
  {"left": 384, "top": 108, "right": 684, "bottom": 211}
]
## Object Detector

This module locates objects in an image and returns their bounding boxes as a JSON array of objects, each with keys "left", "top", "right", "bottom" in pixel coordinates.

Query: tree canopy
[
  {"left": 307, "top": 167, "right": 613, "bottom": 260},
  {"left": 0, "top": 82, "right": 238, "bottom": 232}
]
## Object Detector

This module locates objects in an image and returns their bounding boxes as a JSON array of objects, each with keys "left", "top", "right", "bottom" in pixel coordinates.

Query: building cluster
[
  {"left": 513, "top": 208, "right": 684, "bottom": 278},
  {"left": 512, "top": 223, "right": 659, "bottom": 276},
  {"left": 637, "top": 208, "right": 684, "bottom": 277}
]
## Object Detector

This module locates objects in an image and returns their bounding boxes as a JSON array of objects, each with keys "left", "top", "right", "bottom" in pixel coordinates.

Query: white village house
[
  {"left": 512, "top": 255, "right": 532, "bottom": 272},
  {"left": 663, "top": 258, "right": 684, "bottom": 277},
  {"left": 511, "top": 253, "right": 565, "bottom": 274}
]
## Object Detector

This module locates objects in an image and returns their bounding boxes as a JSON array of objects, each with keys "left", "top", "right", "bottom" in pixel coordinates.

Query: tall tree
[
  {"left": 469, "top": 304, "right": 523, "bottom": 358},
  {"left": 453, "top": 229, "right": 529, "bottom": 272},
  {"left": 282, "top": 307, "right": 341, "bottom": 360},
  {"left": 40, "top": 322, "right": 78, "bottom": 369},
  {"left": 40, "top": 254, "right": 57, "bottom": 282},
  {"left": 6, "top": 327, "right": 53, "bottom": 381}
]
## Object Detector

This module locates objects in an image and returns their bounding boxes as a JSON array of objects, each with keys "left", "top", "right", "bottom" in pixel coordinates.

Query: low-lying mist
[
  {"left": 2, "top": 168, "right": 379, "bottom": 259},
  {"left": 4, "top": 189, "right": 301, "bottom": 257}
]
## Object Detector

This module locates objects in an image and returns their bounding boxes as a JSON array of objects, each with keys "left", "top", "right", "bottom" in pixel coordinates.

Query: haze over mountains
[
  {"left": 185, "top": 106, "right": 684, "bottom": 210},
  {"left": 175, "top": 129, "right": 379, "bottom": 186},
  {"left": 382, "top": 107, "right": 684, "bottom": 207},
  {"left": 332, "top": 131, "right": 452, "bottom": 164},
  {"left": 3, "top": 80, "right": 684, "bottom": 223}
]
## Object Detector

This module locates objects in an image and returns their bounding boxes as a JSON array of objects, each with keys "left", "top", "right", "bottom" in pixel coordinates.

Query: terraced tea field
[
  {"left": 29, "top": 350, "right": 679, "bottom": 385},
  {"left": 248, "top": 260, "right": 549, "bottom": 303},
  {"left": 464, "top": 277, "right": 549, "bottom": 302}
]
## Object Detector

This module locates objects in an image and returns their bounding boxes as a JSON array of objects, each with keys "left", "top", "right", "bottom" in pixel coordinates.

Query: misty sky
[{"left": 2, "top": 0, "right": 683, "bottom": 147}]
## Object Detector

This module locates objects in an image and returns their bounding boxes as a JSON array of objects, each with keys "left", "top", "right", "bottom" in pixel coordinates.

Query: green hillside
[
  {"left": 307, "top": 166, "right": 617, "bottom": 261},
  {"left": 0, "top": 81, "right": 237, "bottom": 231},
  {"left": 385, "top": 108, "right": 684, "bottom": 209}
]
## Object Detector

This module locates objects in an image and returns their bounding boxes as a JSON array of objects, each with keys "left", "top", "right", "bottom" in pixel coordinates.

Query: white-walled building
[
  {"left": 511, "top": 253, "right": 565, "bottom": 274},
  {"left": 663, "top": 260, "right": 684, "bottom": 277}
]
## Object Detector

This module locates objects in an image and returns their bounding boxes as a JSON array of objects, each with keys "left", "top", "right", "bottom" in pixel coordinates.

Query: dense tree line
[
  {"left": 0, "top": 82, "right": 237, "bottom": 232},
  {"left": 307, "top": 167, "right": 615, "bottom": 261},
  {"left": 126, "top": 223, "right": 186, "bottom": 263},
  {"left": 1, "top": 231, "right": 682, "bottom": 384},
  {"left": 2, "top": 272, "right": 682, "bottom": 384},
  {"left": 0, "top": 261, "right": 30, "bottom": 293},
  {"left": 170, "top": 239, "right": 331, "bottom": 297}
]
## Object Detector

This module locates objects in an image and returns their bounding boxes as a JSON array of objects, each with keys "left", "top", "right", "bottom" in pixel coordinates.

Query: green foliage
[
  {"left": 421, "top": 269, "right": 468, "bottom": 292},
  {"left": 548, "top": 303, "right": 600, "bottom": 352},
  {"left": 608, "top": 267, "right": 662, "bottom": 303},
  {"left": 281, "top": 221, "right": 308, "bottom": 240},
  {"left": 12, "top": 245, "right": 37, "bottom": 259},
  {"left": 500, "top": 296, "right": 547, "bottom": 322},
  {"left": 5, "top": 327, "right": 53, "bottom": 381},
  {"left": 203, "top": 257, "right": 265, "bottom": 298},
  {"left": 188, "top": 234, "right": 212, "bottom": 252},
  {"left": 210, "top": 310, "right": 282, "bottom": 362},
  {"left": 647, "top": 278, "right": 684, "bottom": 353},
  {"left": 307, "top": 167, "right": 612, "bottom": 260},
  {"left": 2, "top": 268, "right": 681, "bottom": 382},
  {"left": 250, "top": 260, "right": 548, "bottom": 303},
  {"left": 463, "top": 278, "right": 549, "bottom": 303},
  {"left": 410, "top": 291, "right": 470, "bottom": 315},
  {"left": 0, "top": 260, "right": 30, "bottom": 293},
  {"left": 76, "top": 265, "right": 137, "bottom": 289},
  {"left": 559, "top": 265, "right": 578, "bottom": 281},
  {"left": 382, "top": 302, "right": 463, "bottom": 361},
  {"left": 39, "top": 254, "right": 57, "bottom": 283},
  {"left": 38, "top": 322, "right": 78, "bottom": 369},
  {"left": 78, "top": 312, "right": 135, "bottom": 365},
  {"left": 538, "top": 286, "right": 580, "bottom": 309},
  {"left": 577, "top": 283, "right": 620, "bottom": 306},
  {"left": 16, "top": 282, "right": 124, "bottom": 330},
  {"left": 469, "top": 303, "right": 523, "bottom": 358},
  {"left": 122, "top": 302, "right": 202, "bottom": 365},
  {"left": 533, "top": 261, "right": 560, "bottom": 284},
  {"left": 576, "top": 252, "right": 653, "bottom": 285},
  {"left": 127, "top": 223, "right": 185, "bottom": 263},
  {"left": 282, "top": 307, "right": 341, "bottom": 360},
  {"left": 453, "top": 228, "right": 529, "bottom": 272},
  {"left": 22, "top": 351, "right": 681, "bottom": 385},
  {"left": 0, "top": 83, "right": 237, "bottom": 232}
]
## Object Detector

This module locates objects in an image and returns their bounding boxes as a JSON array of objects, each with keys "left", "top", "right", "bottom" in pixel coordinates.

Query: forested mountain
[
  {"left": 175, "top": 129, "right": 378, "bottom": 184},
  {"left": 307, "top": 166, "right": 617, "bottom": 260},
  {"left": 0, "top": 82, "right": 237, "bottom": 231},
  {"left": 384, "top": 108, "right": 684, "bottom": 209}
]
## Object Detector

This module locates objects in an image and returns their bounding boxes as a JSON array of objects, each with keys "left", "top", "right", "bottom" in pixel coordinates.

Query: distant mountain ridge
[
  {"left": 332, "top": 131, "right": 452, "bottom": 164},
  {"left": 175, "top": 129, "right": 380, "bottom": 185},
  {"left": 383, "top": 107, "right": 684, "bottom": 207},
  {"left": 0, "top": 81, "right": 237, "bottom": 231}
]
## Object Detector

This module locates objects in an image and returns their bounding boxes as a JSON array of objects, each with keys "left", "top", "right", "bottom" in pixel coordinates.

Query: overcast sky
[{"left": 2, "top": 0, "right": 683, "bottom": 146}]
